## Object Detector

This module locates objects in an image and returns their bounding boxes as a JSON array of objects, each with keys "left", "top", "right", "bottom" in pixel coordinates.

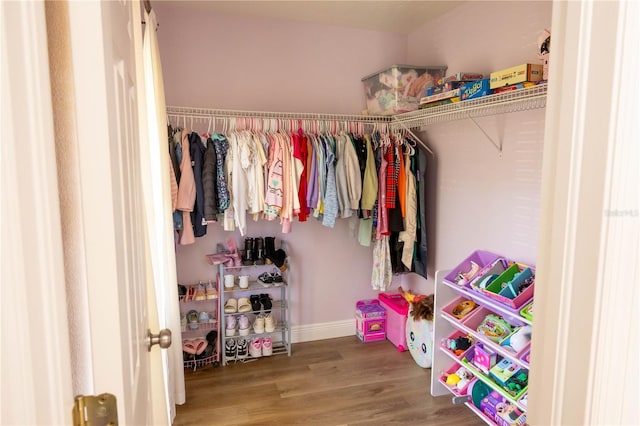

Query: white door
[{"left": 63, "top": 1, "right": 169, "bottom": 424}]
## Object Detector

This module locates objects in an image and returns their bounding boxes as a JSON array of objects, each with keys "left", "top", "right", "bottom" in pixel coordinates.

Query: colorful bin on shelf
[
  {"left": 444, "top": 250, "right": 503, "bottom": 287},
  {"left": 355, "top": 299, "right": 386, "bottom": 343},
  {"left": 481, "top": 264, "right": 535, "bottom": 309},
  {"left": 378, "top": 292, "right": 410, "bottom": 351}
]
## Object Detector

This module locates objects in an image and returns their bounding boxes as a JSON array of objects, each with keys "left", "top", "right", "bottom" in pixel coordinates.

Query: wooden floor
[{"left": 174, "top": 336, "right": 484, "bottom": 426}]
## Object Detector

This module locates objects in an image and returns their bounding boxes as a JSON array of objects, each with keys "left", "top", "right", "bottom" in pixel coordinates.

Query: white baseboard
[{"left": 291, "top": 320, "right": 354, "bottom": 343}]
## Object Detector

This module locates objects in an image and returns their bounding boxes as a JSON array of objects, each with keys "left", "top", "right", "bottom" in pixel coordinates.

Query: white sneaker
[
  {"left": 225, "top": 338, "right": 237, "bottom": 361},
  {"left": 236, "top": 338, "right": 248, "bottom": 360},
  {"left": 249, "top": 337, "right": 262, "bottom": 358},
  {"left": 253, "top": 315, "right": 265, "bottom": 334},
  {"left": 262, "top": 336, "right": 273, "bottom": 356},
  {"left": 238, "top": 315, "right": 251, "bottom": 336},
  {"left": 264, "top": 313, "right": 276, "bottom": 333},
  {"left": 225, "top": 315, "right": 237, "bottom": 336}
]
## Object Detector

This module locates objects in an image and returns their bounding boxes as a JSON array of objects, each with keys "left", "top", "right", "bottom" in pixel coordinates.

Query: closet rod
[{"left": 165, "top": 105, "right": 391, "bottom": 124}]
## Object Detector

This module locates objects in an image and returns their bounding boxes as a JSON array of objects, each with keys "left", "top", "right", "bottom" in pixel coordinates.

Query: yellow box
[{"left": 489, "top": 63, "right": 543, "bottom": 89}]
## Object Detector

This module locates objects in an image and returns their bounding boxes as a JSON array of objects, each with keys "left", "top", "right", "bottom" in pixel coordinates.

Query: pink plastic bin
[{"left": 378, "top": 293, "right": 409, "bottom": 351}]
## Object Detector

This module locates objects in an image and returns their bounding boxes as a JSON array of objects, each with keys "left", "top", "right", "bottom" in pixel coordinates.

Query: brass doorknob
[{"left": 147, "top": 329, "right": 172, "bottom": 351}]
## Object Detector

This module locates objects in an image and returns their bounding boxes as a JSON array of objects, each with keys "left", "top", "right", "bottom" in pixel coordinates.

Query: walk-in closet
[
  {"left": 6, "top": 1, "right": 636, "bottom": 425},
  {"left": 155, "top": 1, "right": 551, "bottom": 424}
]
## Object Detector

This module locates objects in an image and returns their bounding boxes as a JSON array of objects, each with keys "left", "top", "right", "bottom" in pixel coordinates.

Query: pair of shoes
[
  {"left": 253, "top": 237, "right": 265, "bottom": 265},
  {"left": 183, "top": 338, "right": 208, "bottom": 355},
  {"left": 266, "top": 248, "right": 287, "bottom": 271},
  {"left": 264, "top": 237, "right": 276, "bottom": 265},
  {"left": 249, "top": 294, "right": 272, "bottom": 313},
  {"left": 264, "top": 313, "right": 276, "bottom": 332},
  {"left": 225, "top": 297, "right": 251, "bottom": 313},
  {"left": 198, "top": 311, "right": 210, "bottom": 323},
  {"left": 257, "top": 269, "right": 283, "bottom": 287},
  {"left": 184, "top": 286, "right": 196, "bottom": 301},
  {"left": 186, "top": 310, "right": 199, "bottom": 330},
  {"left": 194, "top": 282, "right": 207, "bottom": 301},
  {"left": 205, "top": 281, "right": 218, "bottom": 299},
  {"left": 252, "top": 314, "right": 276, "bottom": 333},
  {"left": 249, "top": 337, "right": 272, "bottom": 357},
  {"left": 225, "top": 338, "right": 248, "bottom": 361},
  {"left": 225, "top": 338, "right": 236, "bottom": 361},
  {"left": 243, "top": 238, "right": 254, "bottom": 265},
  {"left": 224, "top": 298, "right": 237, "bottom": 313},
  {"left": 178, "top": 284, "right": 187, "bottom": 298},
  {"left": 195, "top": 343, "right": 214, "bottom": 360},
  {"left": 225, "top": 315, "right": 237, "bottom": 336},
  {"left": 238, "top": 315, "right": 251, "bottom": 336},
  {"left": 206, "top": 330, "right": 217, "bottom": 346}
]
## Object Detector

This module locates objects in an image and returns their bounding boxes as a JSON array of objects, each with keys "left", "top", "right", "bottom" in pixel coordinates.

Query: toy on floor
[
  {"left": 398, "top": 286, "right": 435, "bottom": 368},
  {"left": 398, "top": 286, "right": 434, "bottom": 322}
]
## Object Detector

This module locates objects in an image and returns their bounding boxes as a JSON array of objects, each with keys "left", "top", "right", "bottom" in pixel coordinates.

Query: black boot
[
  {"left": 264, "top": 237, "right": 276, "bottom": 265},
  {"left": 254, "top": 237, "right": 265, "bottom": 265},
  {"left": 243, "top": 237, "right": 254, "bottom": 265}
]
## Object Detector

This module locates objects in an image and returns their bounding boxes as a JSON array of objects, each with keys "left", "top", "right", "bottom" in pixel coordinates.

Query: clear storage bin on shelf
[{"left": 362, "top": 65, "right": 447, "bottom": 115}]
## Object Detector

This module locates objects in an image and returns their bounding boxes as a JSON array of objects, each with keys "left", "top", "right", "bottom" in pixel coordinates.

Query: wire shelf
[{"left": 392, "top": 84, "right": 548, "bottom": 129}]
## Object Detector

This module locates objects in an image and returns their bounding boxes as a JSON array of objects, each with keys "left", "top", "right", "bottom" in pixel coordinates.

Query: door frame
[
  {"left": 529, "top": 1, "right": 639, "bottom": 424},
  {"left": 1, "top": 1, "right": 73, "bottom": 424}
]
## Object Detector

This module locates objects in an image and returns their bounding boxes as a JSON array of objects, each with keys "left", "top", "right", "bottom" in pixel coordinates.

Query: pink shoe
[
  {"left": 226, "top": 237, "right": 243, "bottom": 267},
  {"left": 262, "top": 337, "right": 272, "bottom": 356},
  {"left": 249, "top": 338, "right": 262, "bottom": 358}
]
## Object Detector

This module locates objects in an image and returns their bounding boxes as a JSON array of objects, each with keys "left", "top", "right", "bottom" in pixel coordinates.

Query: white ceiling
[{"left": 168, "top": 1, "right": 464, "bottom": 34}]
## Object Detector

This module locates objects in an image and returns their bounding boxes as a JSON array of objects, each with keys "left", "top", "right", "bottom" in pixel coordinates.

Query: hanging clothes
[
  {"left": 212, "top": 134, "right": 230, "bottom": 212},
  {"left": 321, "top": 135, "right": 338, "bottom": 228},
  {"left": 202, "top": 136, "right": 218, "bottom": 223},
  {"left": 398, "top": 147, "right": 417, "bottom": 270},
  {"left": 176, "top": 129, "right": 196, "bottom": 245},
  {"left": 371, "top": 236, "right": 392, "bottom": 291},
  {"left": 188, "top": 132, "right": 207, "bottom": 238}
]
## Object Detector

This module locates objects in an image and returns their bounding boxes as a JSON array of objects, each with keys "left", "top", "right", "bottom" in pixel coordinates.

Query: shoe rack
[
  {"left": 431, "top": 251, "right": 534, "bottom": 425},
  {"left": 208, "top": 240, "right": 292, "bottom": 366},
  {"left": 179, "top": 280, "right": 221, "bottom": 370}
]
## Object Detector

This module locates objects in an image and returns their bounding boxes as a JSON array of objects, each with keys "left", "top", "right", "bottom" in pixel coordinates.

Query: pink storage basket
[{"left": 378, "top": 293, "right": 409, "bottom": 351}]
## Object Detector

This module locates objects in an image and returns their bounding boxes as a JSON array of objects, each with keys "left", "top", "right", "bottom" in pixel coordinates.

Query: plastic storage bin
[
  {"left": 443, "top": 250, "right": 502, "bottom": 287},
  {"left": 378, "top": 292, "right": 409, "bottom": 351},
  {"left": 362, "top": 65, "right": 447, "bottom": 115},
  {"left": 355, "top": 299, "right": 386, "bottom": 343}
]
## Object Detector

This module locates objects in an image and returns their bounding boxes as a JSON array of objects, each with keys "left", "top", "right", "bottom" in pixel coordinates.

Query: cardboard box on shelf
[
  {"left": 489, "top": 64, "right": 543, "bottom": 89},
  {"left": 420, "top": 88, "right": 460, "bottom": 105},
  {"left": 460, "top": 78, "right": 492, "bottom": 101}
]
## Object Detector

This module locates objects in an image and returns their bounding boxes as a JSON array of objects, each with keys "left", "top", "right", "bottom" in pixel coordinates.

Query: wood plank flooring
[{"left": 174, "top": 336, "right": 484, "bottom": 426}]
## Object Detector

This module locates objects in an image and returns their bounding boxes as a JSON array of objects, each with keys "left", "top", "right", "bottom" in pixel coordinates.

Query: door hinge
[{"left": 73, "top": 393, "right": 118, "bottom": 426}]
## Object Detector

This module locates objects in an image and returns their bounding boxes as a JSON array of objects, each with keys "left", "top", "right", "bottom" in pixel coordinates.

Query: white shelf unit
[
  {"left": 431, "top": 269, "right": 532, "bottom": 425},
  {"left": 216, "top": 262, "right": 292, "bottom": 366},
  {"left": 392, "top": 83, "right": 547, "bottom": 129},
  {"left": 179, "top": 282, "right": 221, "bottom": 370}
]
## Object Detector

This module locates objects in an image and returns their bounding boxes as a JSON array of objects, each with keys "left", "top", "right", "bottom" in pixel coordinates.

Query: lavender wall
[
  {"left": 155, "top": 3, "right": 406, "bottom": 114},
  {"left": 407, "top": 1, "right": 552, "bottom": 284},
  {"left": 153, "top": 2, "right": 408, "bottom": 329}
]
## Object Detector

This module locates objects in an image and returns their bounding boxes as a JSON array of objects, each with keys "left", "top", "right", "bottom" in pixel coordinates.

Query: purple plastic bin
[{"left": 444, "top": 250, "right": 502, "bottom": 287}]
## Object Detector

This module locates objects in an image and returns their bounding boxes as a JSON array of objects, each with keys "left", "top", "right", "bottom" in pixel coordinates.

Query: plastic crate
[{"left": 378, "top": 293, "right": 409, "bottom": 351}]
